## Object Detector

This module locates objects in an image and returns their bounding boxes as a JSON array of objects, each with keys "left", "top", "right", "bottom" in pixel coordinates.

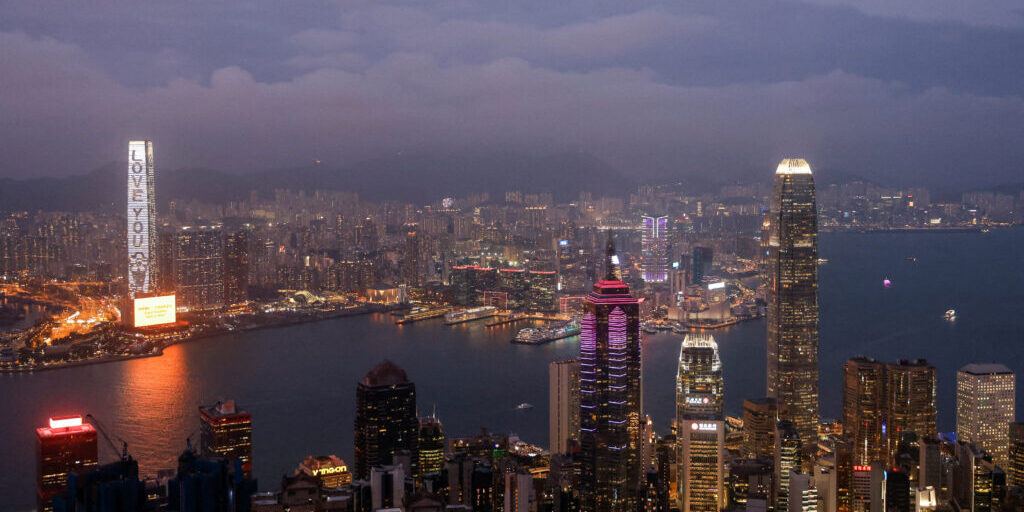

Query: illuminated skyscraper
[
  {"left": 127, "top": 140, "right": 158, "bottom": 298},
  {"left": 957, "top": 364, "right": 1015, "bottom": 468},
  {"left": 843, "top": 357, "right": 886, "bottom": 466},
  {"left": 199, "top": 399, "right": 253, "bottom": 478},
  {"left": 580, "top": 235, "right": 643, "bottom": 512},
  {"left": 355, "top": 360, "right": 419, "bottom": 479},
  {"left": 549, "top": 359, "right": 581, "bottom": 455},
  {"left": 775, "top": 421, "right": 803, "bottom": 512},
  {"left": 641, "top": 215, "right": 668, "bottom": 283},
  {"left": 36, "top": 416, "right": 99, "bottom": 512},
  {"left": 676, "top": 333, "right": 725, "bottom": 512},
  {"left": 175, "top": 225, "right": 224, "bottom": 310},
  {"left": 766, "top": 158, "right": 820, "bottom": 443},
  {"left": 223, "top": 228, "right": 249, "bottom": 305},
  {"left": 884, "top": 359, "right": 936, "bottom": 462},
  {"left": 744, "top": 398, "right": 786, "bottom": 459},
  {"left": 418, "top": 416, "right": 445, "bottom": 476}
]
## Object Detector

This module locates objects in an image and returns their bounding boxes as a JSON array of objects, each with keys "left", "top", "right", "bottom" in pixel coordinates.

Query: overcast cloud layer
[{"left": 0, "top": 0, "right": 1022, "bottom": 188}]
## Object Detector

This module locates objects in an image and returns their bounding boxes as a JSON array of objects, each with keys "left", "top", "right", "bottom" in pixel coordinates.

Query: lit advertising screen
[
  {"left": 134, "top": 295, "right": 176, "bottom": 328},
  {"left": 127, "top": 140, "right": 155, "bottom": 298}
]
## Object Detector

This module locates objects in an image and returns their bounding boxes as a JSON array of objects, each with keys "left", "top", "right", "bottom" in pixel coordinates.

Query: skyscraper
[
  {"left": 199, "top": 399, "right": 253, "bottom": 478},
  {"left": 355, "top": 360, "right": 419, "bottom": 479},
  {"left": 175, "top": 225, "right": 225, "bottom": 310},
  {"left": 743, "top": 398, "right": 787, "bottom": 459},
  {"left": 223, "top": 228, "right": 249, "bottom": 305},
  {"left": 418, "top": 416, "right": 445, "bottom": 476},
  {"left": 884, "top": 359, "right": 936, "bottom": 462},
  {"left": 1008, "top": 423, "right": 1024, "bottom": 487},
  {"left": 549, "top": 359, "right": 581, "bottom": 455},
  {"left": 36, "top": 416, "right": 99, "bottom": 512},
  {"left": 766, "top": 158, "right": 820, "bottom": 443},
  {"left": 776, "top": 421, "right": 803, "bottom": 512},
  {"left": 676, "top": 333, "right": 725, "bottom": 512},
  {"left": 957, "top": 364, "right": 1015, "bottom": 468},
  {"left": 127, "top": 140, "right": 158, "bottom": 298},
  {"left": 641, "top": 215, "right": 668, "bottom": 283},
  {"left": 843, "top": 357, "right": 886, "bottom": 466},
  {"left": 580, "top": 235, "right": 643, "bottom": 512},
  {"left": 692, "top": 246, "right": 713, "bottom": 284}
]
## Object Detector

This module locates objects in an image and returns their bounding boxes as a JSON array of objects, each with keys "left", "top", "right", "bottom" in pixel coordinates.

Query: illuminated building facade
[
  {"left": 418, "top": 416, "right": 445, "bottom": 476},
  {"left": 354, "top": 360, "right": 419, "bottom": 479},
  {"left": 36, "top": 416, "right": 99, "bottom": 512},
  {"left": 678, "top": 419, "right": 726, "bottom": 512},
  {"left": 450, "top": 265, "right": 558, "bottom": 311},
  {"left": 641, "top": 215, "right": 668, "bottom": 282},
  {"left": 957, "top": 364, "right": 1015, "bottom": 468},
  {"left": 676, "top": 333, "right": 724, "bottom": 419},
  {"left": 580, "top": 236, "right": 642, "bottom": 512},
  {"left": 175, "top": 225, "right": 224, "bottom": 310},
  {"left": 885, "top": 359, "right": 936, "bottom": 462},
  {"left": 549, "top": 359, "right": 581, "bottom": 455},
  {"left": 298, "top": 455, "right": 352, "bottom": 488},
  {"left": 127, "top": 140, "right": 158, "bottom": 298},
  {"left": 199, "top": 400, "right": 253, "bottom": 478},
  {"left": 743, "top": 398, "right": 786, "bottom": 459},
  {"left": 223, "top": 228, "right": 249, "bottom": 305},
  {"left": 843, "top": 357, "right": 886, "bottom": 466},
  {"left": 775, "top": 421, "right": 802, "bottom": 512},
  {"left": 766, "top": 158, "right": 820, "bottom": 443}
]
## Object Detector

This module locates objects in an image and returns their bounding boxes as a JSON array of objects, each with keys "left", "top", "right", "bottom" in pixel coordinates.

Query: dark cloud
[{"left": 0, "top": 0, "right": 1021, "bottom": 189}]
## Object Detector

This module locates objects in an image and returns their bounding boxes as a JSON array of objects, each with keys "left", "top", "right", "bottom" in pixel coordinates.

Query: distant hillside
[{"left": 0, "top": 152, "right": 636, "bottom": 212}]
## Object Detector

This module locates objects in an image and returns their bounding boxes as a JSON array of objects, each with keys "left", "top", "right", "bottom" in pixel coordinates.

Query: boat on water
[
  {"left": 512, "top": 320, "right": 580, "bottom": 345},
  {"left": 906, "top": 256, "right": 917, "bottom": 262},
  {"left": 945, "top": 309, "right": 956, "bottom": 321},
  {"left": 642, "top": 323, "right": 658, "bottom": 334},
  {"left": 444, "top": 306, "right": 497, "bottom": 325},
  {"left": 515, "top": 403, "right": 534, "bottom": 410},
  {"left": 817, "top": 258, "right": 829, "bottom": 264}
]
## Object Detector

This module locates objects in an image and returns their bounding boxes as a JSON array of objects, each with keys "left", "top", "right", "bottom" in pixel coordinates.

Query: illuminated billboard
[
  {"left": 127, "top": 140, "right": 157, "bottom": 298},
  {"left": 133, "top": 295, "right": 176, "bottom": 328}
]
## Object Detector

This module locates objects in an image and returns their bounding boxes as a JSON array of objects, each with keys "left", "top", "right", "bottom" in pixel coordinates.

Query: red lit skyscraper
[
  {"left": 199, "top": 400, "right": 253, "bottom": 478},
  {"left": 580, "top": 235, "right": 643, "bottom": 512},
  {"left": 36, "top": 415, "right": 99, "bottom": 512}
]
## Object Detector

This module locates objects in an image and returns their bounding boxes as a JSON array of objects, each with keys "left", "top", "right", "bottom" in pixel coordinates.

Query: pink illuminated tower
[{"left": 580, "top": 234, "right": 642, "bottom": 512}]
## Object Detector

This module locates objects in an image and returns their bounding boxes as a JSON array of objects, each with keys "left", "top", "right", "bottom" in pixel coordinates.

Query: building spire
[{"left": 605, "top": 231, "right": 621, "bottom": 281}]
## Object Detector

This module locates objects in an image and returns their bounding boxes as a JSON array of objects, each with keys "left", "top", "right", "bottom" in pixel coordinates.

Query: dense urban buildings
[
  {"left": 743, "top": 397, "right": 785, "bottom": 459},
  {"left": 36, "top": 416, "right": 99, "bottom": 512},
  {"left": 579, "top": 237, "right": 643, "bottom": 512},
  {"left": 766, "top": 158, "right": 820, "bottom": 443},
  {"left": 641, "top": 215, "right": 668, "bottom": 283},
  {"left": 199, "top": 399, "right": 254, "bottom": 478},
  {"left": 354, "top": 360, "right": 419, "bottom": 479},
  {"left": 549, "top": 358, "right": 581, "bottom": 455},
  {"left": 957, "top": 363, "right": 1016, "bottom": 468},
  {"left": 174, "top": 225, "right": 225, "bottom": 310}
]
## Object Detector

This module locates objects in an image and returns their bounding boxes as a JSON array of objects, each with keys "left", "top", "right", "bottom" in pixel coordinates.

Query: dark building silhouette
[
  {"left": 691, "top": 246, "right": 713, "bottom": 284},
  {"left": 223, "top": 229, "right": 249, "bottom": 305},
  {"left": 354, "top": 360, "right": 419, "bottom": 479}
]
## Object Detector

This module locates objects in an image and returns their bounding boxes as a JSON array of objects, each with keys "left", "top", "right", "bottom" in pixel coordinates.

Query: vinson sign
[{"left": 127, "top": 140, "right": 157, "bottom": 298}]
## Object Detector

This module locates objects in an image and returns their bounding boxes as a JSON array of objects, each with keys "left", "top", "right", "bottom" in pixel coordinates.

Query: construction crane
[{"left": 85, "top": 413, "right": 130, "bottom": 462}]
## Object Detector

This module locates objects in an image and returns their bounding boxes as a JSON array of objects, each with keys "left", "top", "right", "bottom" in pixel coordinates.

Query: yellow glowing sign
[
  {"left": 133, "top": 295, "right": 176, "bottom": 327},
  {"left": 312, "top": 466, "right": 349, "bottom": 476}
]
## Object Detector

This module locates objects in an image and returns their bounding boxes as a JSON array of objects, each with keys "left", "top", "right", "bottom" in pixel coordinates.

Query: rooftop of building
[
  {"left": 776, "top": 158, "right": 812, "bottom": 175},
  {"left": 362, "top": 359, "right": 410, "bottom": 387},
  {"left": 200, "top": 399, "right": 248, "bottom": 418},
  {"left": 960, "top": 363, "right": 1013, "bottom": 375}
]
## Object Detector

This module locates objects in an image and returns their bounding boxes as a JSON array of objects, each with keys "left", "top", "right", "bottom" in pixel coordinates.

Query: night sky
[{"left": 1, "top": 0, "right": 1022, "bottom": 188}]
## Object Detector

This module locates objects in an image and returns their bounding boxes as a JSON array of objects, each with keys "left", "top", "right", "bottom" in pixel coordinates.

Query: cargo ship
[
  {"left": 444, "top": 306, "right": 498, "bottom": 325},
  {"left": 512, "top": 319, "right": 580, "bottom": 345}
]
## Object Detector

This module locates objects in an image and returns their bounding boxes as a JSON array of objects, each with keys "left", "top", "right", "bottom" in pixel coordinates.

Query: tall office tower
[
  {"left": 199, "top": 399, "right": 253, "bottom": 478},
  {"left": 955, "top": 441, "right": 1006, "bottom": 512},
  {"left": 1009, "top": 423, "right": 1024, "bottom": 487},
  {"left": 833, "top": 439, "right": 853, "bottom": 512},
  {"left": 776, "top": 421, "right": 803, "bottom": 512},
  {"left": 403, "top": 226, "right": 421, "bottom": 287},
  {"left": 744, "top": 398, "right": 787, "bottom": 459},
  {"left": 885, "top": 359, "right": 936, "bottom": 463},
  {"left": 549, "top": 359, "right": 581, "bottom": 455},
  {"left": 843, "top": 357, "right": 886, "bottom": 466},
  {"left": 918, "top": 437, "right": 943, "bottom": 492},
  {"left": 127, "top": 140, "right": 158, "bottom": 298},
  {"left": 175, "top": 225, "right": 225, "bottom": 310},
  {"left": 579, "top": 235, "right": 643, "bottom": 512},
  {"left": 957, "top": 364, "right": 1016, "bottom": 468},
  {"left": 223, "top": 229, "right": 249, "bottom": 305},
  {"left": 676, "top": 333, "right": 724, "bottom": 419},
  {"left": 419, "top": 416, "right": 445, "bottom": 476},
  {"left": 36, "top": 416, "right": 99, "bottom": 512},
  {"left": 766, "top": 158, "right": 820, "bottom": 443},
  {"left": 677, "top": 418, "right": 726, "bottom": 512},
  {"left": 641, "top": 215, "right": 669, "bottom": 282},
  {"left": 692, "top": 246, "right": 713, "bottom": 284},
  {"left": 355, "top": 360, "right": 419, "bottom": 479}
]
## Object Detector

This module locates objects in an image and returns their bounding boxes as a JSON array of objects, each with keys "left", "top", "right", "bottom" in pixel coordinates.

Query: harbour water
[{"left": 1, "top": 229, "right": 1023, "bottom": 508}]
